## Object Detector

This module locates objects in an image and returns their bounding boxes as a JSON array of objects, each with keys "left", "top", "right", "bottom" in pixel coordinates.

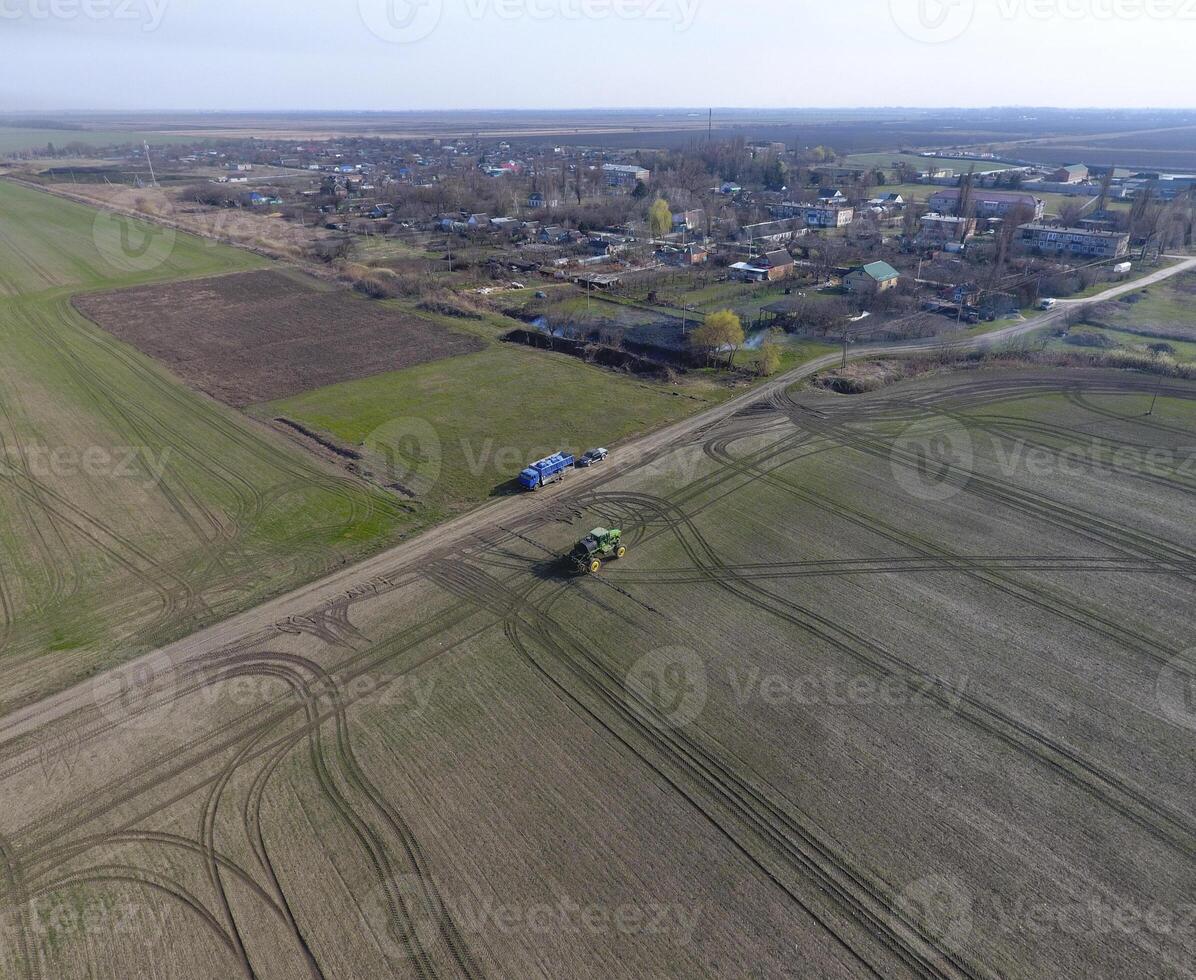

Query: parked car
[
  {"left": 577, "top": 448, "right": 609, "bottom": 468},
  {"left": 1038, "top": 298, "right": 1058, "bottom": 311}
]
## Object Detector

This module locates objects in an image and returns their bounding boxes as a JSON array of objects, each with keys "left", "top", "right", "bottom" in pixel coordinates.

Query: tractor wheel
[
  {"left": 588, "top": 559, "right": 602, "bottom": 574},
  {"left": 615, "top": 546, "right": 627, "bottom": 559}
]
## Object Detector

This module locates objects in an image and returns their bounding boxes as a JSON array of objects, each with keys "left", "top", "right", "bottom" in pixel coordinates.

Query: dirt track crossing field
[
  {"left": 72, "top": 270, "right": 485, "bottom": 407},
  {"left": 2, "top": 366, "right": 1193, "bottom": 978}
]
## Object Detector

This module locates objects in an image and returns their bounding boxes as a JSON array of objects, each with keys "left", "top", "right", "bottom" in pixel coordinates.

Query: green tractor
[{"left": 569, "top": 527, "right": 626, "bottom": 574}]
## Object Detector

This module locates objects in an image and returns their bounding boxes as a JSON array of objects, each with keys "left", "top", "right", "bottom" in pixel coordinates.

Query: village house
[
  {"left": 760, "top": 249, "right": 795, "bottom": 280},
  {"left": 657, "top": 242, "right": 710, "bottom": 267},
  {"left": 1051, "top": 163, "right": 1090, "bottom": 184},
  {"left": 672, "top": 209, "right": 705, "bottom": 233},
  {"left": 730, "top": 249, "right": 794, "bottom": 283},
  {"left": 845, "top": 261, "right": 901, "bottom": 295},
  {"left": 918, "top": 213, "right": 976, "bottom": 244},
  {"left": 538, "top": 225, "right": 573, "bottom": 244}
]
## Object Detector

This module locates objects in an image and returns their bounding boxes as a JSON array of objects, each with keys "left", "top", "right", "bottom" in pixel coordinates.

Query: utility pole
[
  {"left": 143, "top": 143, "right": 158, "bottom": 188},
  {"left": 843, "top": 311, "right": 869, "bottom": 368},
  {"left": 1147, "top": 375, "right": 1164, "bottom": 416}
]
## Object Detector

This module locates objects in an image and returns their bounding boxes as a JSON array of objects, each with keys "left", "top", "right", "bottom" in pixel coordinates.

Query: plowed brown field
[{"left": 73, "top": 270, "right": 484, "bottom": 406}]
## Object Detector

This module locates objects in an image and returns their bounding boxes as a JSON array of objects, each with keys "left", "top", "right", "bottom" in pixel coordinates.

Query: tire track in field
[
  {"left": 8, "top": 596, "right": 429, "bottom": 848},
  {"left": 13, "top": 605, "right": 493, "bottom": 979},
  {"left": 695, "top": 423, "right": 1191, "bottom": 674},
  {"left": 0, "top": 420, "right": 72, "bottom": 613},
  {"left": 432, "top": 561, "right": 979, "bottom": 980},
  {"left": 46, "top": 830, "right": 288, "bottom": 923},
  {"left": 0, "top": 832, "right": 38, "bottom": 980},
  {"left": 596, "top": 484, "right": 1196, "bottom": 861},
  {"left": 12, "top": 592, "right": 497, "bottom": 980},
  {"left": 33, "top": 295, "right": 407, "bottom": 632},
  {"left": 1065, "top": 389, "right": 1196, "bottom": 441},
  {"left": 0, "top": 566, "right": 419, "bottom": 785},
  {"left": 607, "top": 554, "right": 1196, "bottom": 584},
  {"left": 31, "top": 866, "right": 240, "bottom": 961},
  {"left": 198, "top": 653, "right": 483, "bottom": 980},
  {"left": 32, "top": 301, "right": 250, "bottom": 559},
  {"left": 780, "top": 390, "right": 1196, "bottom": 570},
  {"left": 0, "top": 458, "right": 190, "bottom": 622}
]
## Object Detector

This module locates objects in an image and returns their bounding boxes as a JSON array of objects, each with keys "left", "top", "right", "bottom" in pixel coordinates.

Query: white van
[{"left": 1038, "top": 298, "right": 1058, "bottom": 311}]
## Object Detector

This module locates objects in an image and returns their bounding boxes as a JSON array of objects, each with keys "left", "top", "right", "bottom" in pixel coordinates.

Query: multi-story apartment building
[
  {"left": 930, "top": 188, "right": 1046, "bottom": 221},
  {"left": 1017, "top": 223, "right": 1130, "bottom": 258}
]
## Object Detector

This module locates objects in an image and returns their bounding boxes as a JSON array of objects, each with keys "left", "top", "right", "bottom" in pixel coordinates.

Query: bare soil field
[
  {"left": 2, "top": 366, "right": 1193, "bottom": 978},
  {"left": 73, "top": 270, "right": 484, "bottom": 406}
]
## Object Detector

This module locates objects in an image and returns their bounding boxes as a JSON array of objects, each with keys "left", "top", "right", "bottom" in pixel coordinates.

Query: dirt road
[{"left": 4, "top": 256, "right": 1194, "bottom": 744}]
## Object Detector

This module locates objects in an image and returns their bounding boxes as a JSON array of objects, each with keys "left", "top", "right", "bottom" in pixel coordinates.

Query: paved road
[
  {"left": 1057, "top": 255, "right": 1196, "bottom": 304},
  {"left": 4, "top": 256, "right": 1194, "bottom": 738}
]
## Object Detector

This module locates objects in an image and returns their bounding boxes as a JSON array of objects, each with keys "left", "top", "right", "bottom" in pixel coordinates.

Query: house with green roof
[{"left": 844, "top": 260, "right": 901, "bottom": 295}]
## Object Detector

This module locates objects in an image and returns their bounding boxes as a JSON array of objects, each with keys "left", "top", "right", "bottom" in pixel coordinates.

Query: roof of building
[
  {"left": 854, "top": 260, "right": 901, "bottom": 282},
  {"left": 931, "top": 188, "right": 1040, "bottom": 204},
  {"left": 1018, "top": 222, "right": 1128, "bottom": 239},
  {"left": 763, "top": 249, "right": 794, "bottom": 267}
]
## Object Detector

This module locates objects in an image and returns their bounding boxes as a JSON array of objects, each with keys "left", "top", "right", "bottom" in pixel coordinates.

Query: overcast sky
[{"left": 2, "top": 0, "right": 1193, "bottom": 112}]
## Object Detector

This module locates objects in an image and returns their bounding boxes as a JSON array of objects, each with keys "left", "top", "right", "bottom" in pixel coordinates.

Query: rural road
[{"left": 3, "top": 254, "right": 1194, "bottom": 740}]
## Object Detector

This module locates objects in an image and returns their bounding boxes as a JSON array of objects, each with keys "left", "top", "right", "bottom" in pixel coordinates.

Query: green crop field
[
  {"left": 0, "top": 180, "right": 411, "bottom": 709},
  {"left": 257, "top": 343, "right": 737, "bottom": 516},
  {"left": 0, "top": 128, "right": 180, "bottom": 155}
]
